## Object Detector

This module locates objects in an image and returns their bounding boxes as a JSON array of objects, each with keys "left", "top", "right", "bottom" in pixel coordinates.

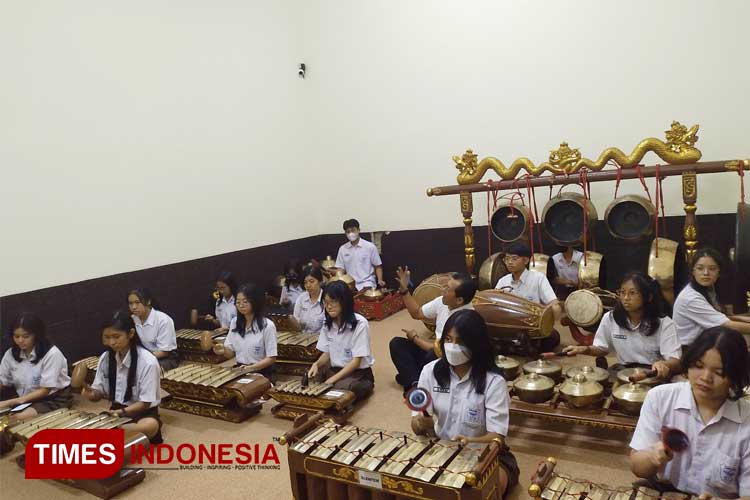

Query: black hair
[
  {"left": 433, "top": 310, "right": 500, "bottom": 394},
  {"left": 323, "top": 280, "right": 358, "bottom": 330},
  {"left": 612, "top": 271, "right": 665, "bottom": 337},
  {"left": 216, "top": 271, "right": 238, "bottom": 307},
  {"left": 8, "top": 313, "right": 52, "bottom": 365},
  {"left": 283, "top": 259, "right": 303, "bottom": 291},
  {"left": 507, "top": 242, "right": 532, "bottom": 258},
  {"left": 683, "top": 326, "right": 749, "bottom": 401},
  {"left": 451, "top": 272, "right": 478, "bottom": 305},
  {"left": 688, "top": 248, "right": 723, "bottom": 311},
  {"left": 343, "top": 219, "right": 360, "bottom": 232},
  {"left": 127, "top": 287, "right": 162, "bottom": 311},
  {"left": 102, "top": 311, "right": 143, "bottom": 403},
  {"left": 233, "top": 283, "right": 267, "bottom": 337},
  {"left": 301, "top": 265, "right": 324, "bottom": 310}
]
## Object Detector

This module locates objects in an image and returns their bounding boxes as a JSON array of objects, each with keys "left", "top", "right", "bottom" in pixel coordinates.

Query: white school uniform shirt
[
  {"left": 413, "top": 360, "right": 510, "bottom": 439},
  {"left": 495, "top": 269, "right": 557, "bottom": 305},
  {"left": 335, "top": 238, "right": 382, "bottom": 291},
  {"left": 224, "top": 317, "right": 278, "bottom": 365},
  {"left": 421, "top": 297, "right": 474, "bottom": 339},
  {"left": 215, "top": 296, "right": 237, "bottom": 328},
  {"left": 293, "top": 291, "right": 325, "bottom": 334},
  {"left": 552, "top": 250, "right": 582, "bottom": 283},
  {"left": 91, "top": 346, "right": 161, "bottom": 407},
  {"left": 280, "top": 284, "right": 304, "bottom": 307},
  {"left": 132, "top": 309, "right": 177, "bottom": 353},
  {"left": 316, "top": 313, "right": 374, "bottom": 369},
  {"left": 593, "top": 312, "right": 682, "bottom": 365},
  {"left": 0, "top": 346, "right": 70, "bottom": 397},
  {"left": 673, "top": 284, "right": 728, "bottom": 346},
  {"left": 630, "top": 381, "right": 750, "bottom": 498}
]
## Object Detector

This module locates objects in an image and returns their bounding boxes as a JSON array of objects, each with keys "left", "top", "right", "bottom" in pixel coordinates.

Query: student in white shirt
[
  {"left": 390, "top": 266, "right": 476, "bottom": 394},
  {"left": 215, "top": 283, "right": 277, "bottom": 382},
  {"left": 279, "top": 260, "right": 305, "bottom": 310},
  {"left": 411, "top": 309, "right": 519, "bottom": 497},
  {"left": 333, "top": 218, "right": 385, "bottom": 291},
  {"left": 494, "top": 242, "right": 562, "bottom": 352},
  {"left": 288, "top": 265, "right": 326, "bottom": 335},
  {"left": 629, "top": 327, "right": 750, "bottom": 499},
  {"left": 564, "top": 272, "right": 682, "bottom": 379},
  {"left": 0, "top": 313, "right": 72, "bottom": 423},
  {"left": 82, "top": 311, "right": 163, "bottom": 443},
  {"left": 203, "top": 271, "right": 237, "bottom": 334},
  {"left": 673, "top": 248, "right": 750, "bottom": 348},
  {"left": 550, "top": 246, "right": 583, "bottom": 298},
  {"left": 128, "top": 288, "right": 179, "bottom": 371},
  {"left": 308, "top": 280, "right": 375, "bottom": 401}
]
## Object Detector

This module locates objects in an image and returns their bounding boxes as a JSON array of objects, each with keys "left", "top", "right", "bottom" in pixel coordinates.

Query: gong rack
[{"left": 425, "top": 122, "right": 749, "bottom": 278}]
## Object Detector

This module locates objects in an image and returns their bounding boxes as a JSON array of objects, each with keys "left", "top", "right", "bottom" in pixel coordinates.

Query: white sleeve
[
  {"left": 592, "top": 314, "right": 613, "bottom": 353},
  {"left": 264, "top": 321, "right": 278, "bottom": 358},
  {"left": 293, "top": 294, "right": 303, "bottom": 321},
  {"left": 39, "top": 348, "right": 68, "bottom": 388},
  {"left": 484, "top": 376, "right": 510, "bottom": 436},
  {"left": 629, "top": 387, "right": 663, "bottom": 451},
  {"left": 91, "top": 353, "right": 109, "bottom": 396},
  {"left": 538, "top": 275, "right": 558, "bottom": 305},
  {"left": 155, "top": 314, "right": 177, "bottom": 351},
  {"left": 223, "top": 330, "right": 239, "bottom": 353},
  {"left": 658, "top": 318, "right": 682, "bottom": 360},
  {"left": 420, "top": 297, "right": 442, "bottom": 320},
  {"left": 350, "top": 320, "right": 372, "bottom": 358},
  {"left": 335, "top": 247, "right": 345, "bottom": 270},
  {"left": 315, "top": 328, "right": 331, "bottom": 353},
  {"left": 370, "top": 244, "right": 382, "bottom": 267},
  {"left": 685, "top": 295, "right": 729, "bottom": 329},
  {"left": 135, "top": 357, "right": 161, "bottom": 404},
  {"left": 0, "top": 351, "right": 13, "bottom": 386}
]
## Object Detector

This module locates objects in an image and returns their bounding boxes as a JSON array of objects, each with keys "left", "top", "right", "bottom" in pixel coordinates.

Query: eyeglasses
[
  {"left": 616, "top": 289, "right": 641, "bottom": 298},
  {"left": 694, "top": 266, "right": 719, "bottom": 274},
  {"left": 503, "top": 255, "right": 523, "bottom": 263}
]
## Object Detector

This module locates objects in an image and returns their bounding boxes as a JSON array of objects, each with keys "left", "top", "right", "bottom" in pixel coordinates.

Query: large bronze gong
[
  {"left": 542, "top": 193, "right": 598, "bottom": 247},
  {"left": 604, "top": 194, "right": 656, "bottom": 242},
  {"left": 490, "top": 203, "right": 531, "bottom": 243},
  {"left": 478, "top": 253, "right": 508, "bottom": 290}
]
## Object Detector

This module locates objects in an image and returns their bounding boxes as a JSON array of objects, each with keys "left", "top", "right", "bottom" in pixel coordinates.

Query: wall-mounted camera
[{"left": 298, "top": 63, "right": 306, "bottom": 79}]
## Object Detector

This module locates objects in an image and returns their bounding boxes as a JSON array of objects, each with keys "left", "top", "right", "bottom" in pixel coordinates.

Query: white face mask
[
  {"left": 346, "top": 231, "right": 359, "bottom": 242},
  {"left": 444, "top": 343, "right": 471, "bottom": 366}
]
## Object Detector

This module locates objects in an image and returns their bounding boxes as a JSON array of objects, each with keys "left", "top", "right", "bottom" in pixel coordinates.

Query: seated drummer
[
  {"left": 563, "top": 271, "right": 681, "bottom": 380},
  {"left": 128, "top": 288, "right": 179, "bottom": 371},
  {"left": 629, "top": 327, "right": 749, "bottom": 500},
  {"left": 0, "top": 313, "right": 73, "bottom": 422},
  {"left": 550, "top": 246, "right": 582, "bottom": 299},
  {"left": 334, "top": 218, "right": 386, "bottom": 290},
  {"left": 279, "top": 259, "right": 305, "bottom": 310},
  {"left": 215, "top": 283, "right": 277, "bottom": 382},
  {"left": 411, "top": 310, "right": 519, "bottom": 497},
  {"left": 673, "top": 248, "right": 750, "bottom": 350},
  {"left": 494, "top": 242, "right": 562, "bottom": 351},
  {"left": 82, "top": 311, "right": 163, "bottom": 444},
  {"left": 308, "top": 280, "right": 375, "bottom": 401},
  {"left": 203, "top": 271, "right": 237, "bottom": 334},
  {"left": 288, "top": 265, "right": 326, "bottom": 335},
  {"left": 389, "top": 266, "right": 476, "bottom": 394}
]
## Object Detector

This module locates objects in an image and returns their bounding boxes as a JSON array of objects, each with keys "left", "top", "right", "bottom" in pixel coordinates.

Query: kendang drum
[
  {"left": 542, "top": 192, "right": 598, "bottom": 247},
  {"left": 414, "top": 273, "right": 454, "bottom": 331},
  {"left": 490, "top": 203, "right": 531, "bottom": 243},
  {"left": 472, "top": 290, "right": 555, "bottom": 340},
  {"left": 478, "top": 253, "right": 507, "bottom": 290},
  {"left": 564, "top": 288, "right": 617, "bottom": 330},
  {"left": 604, "top": 194, "right": 655, "bottom": 242},
  {"left": 648, "top": 238, "right": 678, "bottom": 304}
]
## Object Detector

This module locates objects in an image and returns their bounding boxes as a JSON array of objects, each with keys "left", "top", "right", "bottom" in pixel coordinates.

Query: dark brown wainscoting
[{"left": 1, "top": 213, "right": 744, "bottom": 363}]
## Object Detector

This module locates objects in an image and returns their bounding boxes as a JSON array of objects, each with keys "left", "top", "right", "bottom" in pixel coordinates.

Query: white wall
[
  {"left": 301, "top": 0, "right": 750, "bottom": 235},
  {"left": 0, "top": 1, "right": 309, "bottom": 296},
  {"left": 3, "top": 0, "right": 749, "bottom": 296}
]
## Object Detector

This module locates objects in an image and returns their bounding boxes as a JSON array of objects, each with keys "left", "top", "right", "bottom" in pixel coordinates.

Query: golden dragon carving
[{"left": 453, "top": 121, "right": 701, "bottom": 184}]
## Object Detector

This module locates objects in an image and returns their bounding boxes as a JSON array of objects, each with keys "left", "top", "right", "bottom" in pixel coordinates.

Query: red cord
[
  {"left": 739, "top": 160, "right": 746, "bottom": 222},
  {"left": 614, "top": 162, "right": 622, "bottom": 199},
  {"left": 579, "top": 170, "right": 589, "bottom": 266},
  {"left": 635, "top": 164, "right": 652, "bottom": 202},
  {"left": 654, "top": 165, "right": 661, "bottom": 258}
]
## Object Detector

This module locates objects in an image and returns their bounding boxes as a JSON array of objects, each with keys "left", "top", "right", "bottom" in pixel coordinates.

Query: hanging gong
[
  {"left": 604, "top": 194, "right": 656, "bottom": 242},
  {"left": 490, "top": 203, "right": 531, "bottom": 243},
  {"left": 648, "top": 238, "right": 679, "bottom": 305},
  {"left": 733, "top": 203, "right": 750, "bottom": 313},
  {"left": 529, "top": 253, "right": 549, "bottom": 277},
  {"left": 542, "top": 192, "right": 598, "bottom": 247},
  {"left": 478, "top": 253, "right": 508, "bottom": 290},
  {"left": 578, "top": 251, "right": 606, "bottom": 289}
]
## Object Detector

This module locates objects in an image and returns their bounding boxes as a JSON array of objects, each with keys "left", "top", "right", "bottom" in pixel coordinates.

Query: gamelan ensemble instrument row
[
  {"left": 176, "top": 328, "right": 227, "bottom": 364},
  {"left": 268, "top": 380, "right": 356, "bottom": 423},
  {"left": 281, "top": 413, "right": 507, "bottom": 500},
  {"left": 1, "top": 409, "right": 148, "bottom": 499},
  {"left": 276, "top": 331, "right": 321, "bottom": 375}
]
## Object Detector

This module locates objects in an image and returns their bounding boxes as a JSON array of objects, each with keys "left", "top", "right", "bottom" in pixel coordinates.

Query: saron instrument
[
  {"left": 276, "top": 331, "right": 322, "bottom": 376},
  {"left": 267, "top": 380, "right": 356, "bottom": 423},
  {"left": 176, "top": 328, "right": 226, "bottom": 363}
]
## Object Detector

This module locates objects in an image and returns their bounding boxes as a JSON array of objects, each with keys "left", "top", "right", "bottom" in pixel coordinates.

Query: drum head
[
  {"left": 605, "top": 197, "right": 654, "bottom": 241},
  {"left": 491, "top": 205, "right": 529, "bottom": 242},
  {"left": 565, "top": 289, "right": 603, "bottom": 328}
]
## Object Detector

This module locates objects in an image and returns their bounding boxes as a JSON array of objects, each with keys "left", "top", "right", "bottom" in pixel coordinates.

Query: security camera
[{"left": 298, "top": 63, "right": 306, "bottom": 79}]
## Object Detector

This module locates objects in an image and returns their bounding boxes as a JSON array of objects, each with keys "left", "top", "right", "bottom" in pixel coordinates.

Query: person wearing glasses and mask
[
  {"left": 563, "top": 271, "right": 682, "bottom": 380},
  {"left": 673, "top": 248, "right": 750, "bottom": 350},
  {"left": 494, "top": 242, "right": 562, "bottom": 351},
  {"left": 334, "top": 218, "right": 385, "bottom": 291}
]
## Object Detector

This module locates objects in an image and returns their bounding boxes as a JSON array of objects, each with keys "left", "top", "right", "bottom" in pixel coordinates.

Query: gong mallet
[
  {"left": 405, "top": 387, "right": 432, "bottom": 417},
  {"left": 661, "top": 426, "right": 689, "bottom": 453},
  {"left": 540, "top": 352, "right": 567, "bottom": 360},
  {"left": 629, "top": 368, "right": 658, "bottom": 383}
]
